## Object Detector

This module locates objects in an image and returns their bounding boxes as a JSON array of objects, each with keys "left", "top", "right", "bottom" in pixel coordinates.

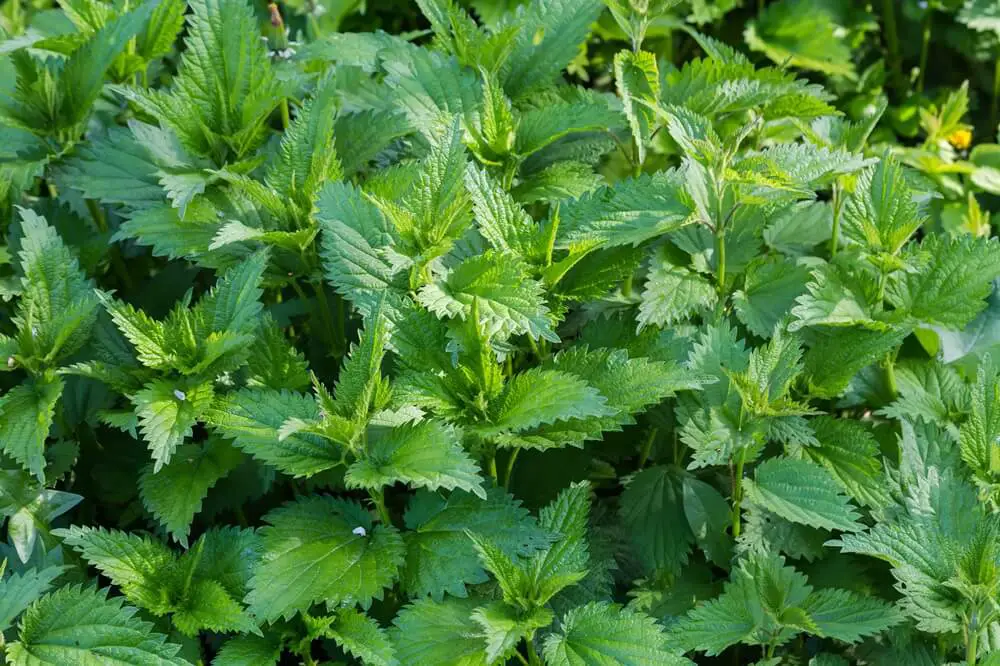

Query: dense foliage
[{"left": 4, "top": 0, "right": 1000, "bottom": 664}]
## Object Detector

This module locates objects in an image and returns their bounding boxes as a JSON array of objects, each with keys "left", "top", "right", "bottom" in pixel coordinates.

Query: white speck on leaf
[
  {"left": 174, "top": 389, "right": 186, "bottom": 401},
  {"left": 352, "top": 526, "right": 367, "bottom": 537}
]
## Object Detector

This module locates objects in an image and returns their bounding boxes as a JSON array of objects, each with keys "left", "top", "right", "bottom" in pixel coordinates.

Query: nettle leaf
[
  {"left": 743, "top": 457, "right": 863, "bottom": 532},
  {"left": 803, "top": 417, "right": 889, "bottom": 508},
  {"left": 205, "top": 388, "right": 339, "bottom": 477},
  {"left": 418, "top": 250, "right": 558, "bottom": 342},
  {"left": 213, "top": 634, "right": 281, "bottom": 666},
  {"left": 401, "top": 489, "right": 552, "bottom": 600},
  {"left": 889, "top": 234, "right": 1000, "bottom": 329},
  {"left": 556, "top": 171, "right": 694, "bottom": 249},
  {"left": 324, "top": 607, "right": 396, "bottom": 666},
  {"left": 0, "top": 375, "right": 63, "bottom": 482},
  {"left": 638, "top": 255, "right": 717, "bottom": 329},
  {"left": 619, "top": 466, "right": 693, "bottom": 576},
  {"left": 669, "top": 553, "right": 901, "bottom": 655},
  {"left": 615, "top": 50, "right": 660, "bottom": 166},
  {"left": 5, "top": 585, "right": 187, "bottom": 666},
  {"left": 138, "top": 439, "right": 243, "bottom": 546},
  {"left": 0, "top": 566, "right": 65, "bottom": 632},
  {"left": 246, "top": 495, "right": 405, "bottom": 622},
  {"left": 733, "top": 258, "right": 811, "bottom": 338},
  {"left": 841, "top": 156, "right": 925, "bottom": 256},
  {"left": 543, "top": 602, "right": 690, "bottom": 666},
  {"left": 391, "top": 597, "right": 489, "bottom": 666},
  {"left": 499, "top": 0, "right": 605, "bottom": 98},
  {"left": 133, "top": 378, "right": 214, "bottom": 471},
  {"left": 346, "top": 420, "right": 486, "bottom": 498}
]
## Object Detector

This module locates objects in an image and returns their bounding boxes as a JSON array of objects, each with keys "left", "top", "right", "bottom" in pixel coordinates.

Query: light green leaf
[{"left": 744, "top": 457, "right": 863, "bottom": 532}]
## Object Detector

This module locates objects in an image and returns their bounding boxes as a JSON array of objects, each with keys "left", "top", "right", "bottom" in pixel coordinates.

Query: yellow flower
[{"left": 948, "top": 128, "right": 972, "bottom": 150}]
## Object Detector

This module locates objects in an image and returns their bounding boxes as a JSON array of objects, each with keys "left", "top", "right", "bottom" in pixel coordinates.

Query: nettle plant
[{"left": 3, "top": 0, "right": 1000, "bottom": 664}]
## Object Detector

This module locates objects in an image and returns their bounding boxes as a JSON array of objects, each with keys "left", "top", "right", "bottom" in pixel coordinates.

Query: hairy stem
[
  {"left": 526, "top": 638, "right": 542, "bottom": 666},
  {"left": 731, "top": 446, "right": 748, "bottom": 539},
  {"left": 487, "top": 449, "right": 498, "bottom": 484},
  {"left": 968, "top": 610, "right": 979, "bottom": 666},
  {"left": 503, "top": 449, "right": 520, "bottom": 490},
  {"left": 370, "top": 489, "right": 392, "bottom": 526},
  {"left": 715, "top": 228, "right": 727, "bottom": 296},
  {"left": 992, "top": 55, "right": 1000, "bottom": 132},
  {"left": 830, "top": 182, "right": 843, "bottom": 257},
  {"left": 638, "top": 427, "right": 657, "bottom": 469},
  {"left": 881, "top": 0, "right": 902, "bottom": 93},
  {"left": 917, "top": 10, "right": 933, "bottom": 93},
  {"left": 280, "top": 98, "right": 291, "bottom": 130}
]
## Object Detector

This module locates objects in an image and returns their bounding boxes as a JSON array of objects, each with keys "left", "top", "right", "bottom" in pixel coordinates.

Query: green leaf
[
  {"left": 5, "top": 585, "right": 187, "bottom": 665},
  {"left": 733, "top": 258, "right": 811, "bottom": 338},
  {"left": 346, "top": 420, "right": 486, "bottom": 498},
  {"left": 556, "top": 171, "right": 693, "bottom": 249},
  {"left": 889, "top": 234, "right": 1000, "bottom": 329},
  {"left": 499, "top": 0, "right": 605, "bottom": 98},
  {"left": 246, "top": 496, "right": 405, "bottom": 622},
  {"left": 682, "top": 476, "right": 733, "bottom": 568},
  {"left": 317, "top": 181, "right": 400, "bottom": 315},
  {"left": 744, "top": 0, "right": 854, "bottom": 78},
  {"left": 479, "top": 367, "right": 614, "bottom": 436},
  {"left": 743, "top": 457, "right": 863, "bottom": 532},
  {"left": 13, "top": 208, "right": 99, "bottom": 366},
  {"left": 0, "top": 469, "right": 82, "bottom": 563},
  {"left": 615, "top": 50, "right": 660, "bottom": 166},
  {"left": 515, "top": 96, "right": 624, "bottom": 156},
  {"left": 390, "top": 597, "right": 489, "bottom": 666},
  {"left": 841, "top": 156, "right": 925, "bottom": 256},
  {"left": 619, "top": 466, "right": 693, "bottom": 576},
  {"left": 799, "top": 588, "right": 904, "bottom": 643},
  {"left": 54, "top": 526, "right": 175, "bottom": 612},
  {"left": 418, "top": 250, "right": 558, "bottom": 342},
  {"left": 138, "top": 439, "right": 243, "bottom": 547},
  {"left": 543, "top": 602, "right": 689, "bottom": 666},
  {"left": 803, "top": 416, "right": 889, "bottom": 508},
  {"left": 471, "top": 601, "right": 553, "bottom": 664},
  {"left": 212, "top": 635, "right": 281, "bottom": 666},
  {"left": 330, "top": 304, "right": 389, "bottom": 424},
  {"left": 205, "top": 388, "right": 338, "bottom": 478},
  {"left": 325, "top": 607, "right": 396, "bottom": 666},
  {"left": 133, "top": 379, "right": 214, "bottom": 472},
  {"left": 401, "top": 489, "right": 551, "bottom": 600},
  {"left": 0, "top": 376, "right": 63, "bottom": 481},
  {"left": 638, "top": 257, "right": 717, "bottom": 329},
  {"left": 0, "top": 566, "right": 64, "bottom": 632}
]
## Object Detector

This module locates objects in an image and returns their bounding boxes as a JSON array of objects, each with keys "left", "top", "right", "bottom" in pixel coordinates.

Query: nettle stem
[
  {"left": 503, "top": 449, "right": 520, "bottom": 490},
  {"left": 731, "top": 446, "right": 748, "bottom": 538},
  {"left": 370, "top": 489, "right": 391, "bottom": 526},
  {"left": 917, "top": 10, "right": 933, "bottom": 93},
  {"left": 638, "top": 427, "right": 657, "bottom": 469},
  {"left": 881, "top": 0, "right": 902, "bottom": 92},
  {"left": 715, "top": 228, "right": 726, "bottom": 296},
  {"left": 830, "top": 183, "right": 843, "bottom": 257},
  {"left": 991, "top": 55, "right": 1000, "bottom": 132},
  {"left": 967, "top": 610, "right": 979, "bottom": 666}
]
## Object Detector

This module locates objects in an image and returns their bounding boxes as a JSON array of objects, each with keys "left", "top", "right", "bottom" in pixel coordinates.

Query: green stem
[
  {"left": 280, "top": 98, "right": 291, "bottom": 130},
  {"left": 638, "top": 427, "right": 657, "bottom": 469},
  {"left": 370, "top": 489, "right": 392, "bottom": 526},
  {"left": 86, "top": 198, "right": 108, "bottom": 233},
  {"left": 757, "top": 0, "right": 764, "bottom": 16},
  {"left": 885, "top": 351, "right": 899, "bottom": 399},
  {"left": 181, "top": 538, "right": 206, "bottom": 599},
  {"left": 765, "top": 640, "right": 777, "bottom": 659},
  {"left": 487, "top": 449, "right": 498, "bottom": 484},
  {"left": 881, "top": 0, "right": 902, "bottom": 93},
  {"left": 302, "top": 652, "right": 317, "bottom": 666},
  {"left": 830, "top": 183, "right": 843, "bottom": 257},
  {"left": 526, "top": 335, "right": 542, "bottom": 361},
  {"left": 968, "top": 610, "right": 979, "bottom": 666},
  {"left": 526, "top": 639, "right": 542, "bottom": 666},
  {"left": 503, "top": 449, "right": 520, "bottom": 490},
  {"left": 88, "top": 199, "right": 133, "bottom": 289},
  {"left": 991, "top": 55, "right": 1000, "bottom": 134},
  {"left": 731, "top": 446, "right": 748, "bottom": 539},
  {"left": 917, "top": 10, "right": 933, "bottom": 94},
  {"left": 312, "top": 282, "right": 342, "bottom": 354},
  {"left": 622, "top": 273, "right": 634, "bottom": 298},
  {"left": 307, "top": 12, "right": 321, "bottom": 41},
  {"left": 715, "top": 228, "right": 726, "bottom": 296}
]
